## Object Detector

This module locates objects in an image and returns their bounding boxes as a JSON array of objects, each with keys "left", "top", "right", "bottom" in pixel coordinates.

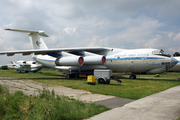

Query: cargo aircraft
[{"left": 0, "top": 29, "right": 178, "bottom": 80}]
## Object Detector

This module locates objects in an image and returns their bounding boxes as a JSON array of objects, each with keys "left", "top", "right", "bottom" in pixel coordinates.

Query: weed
[{"left": 0, "top": 85, "right": 109, "bottom": 120}]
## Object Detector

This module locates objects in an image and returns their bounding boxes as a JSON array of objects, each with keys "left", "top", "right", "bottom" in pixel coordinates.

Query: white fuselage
[
  {"left": 32, "top": 48, "right": 175, "bottom": 74},
  {"left": 14, "top": 60, "right": 43, "bottom": 72}
]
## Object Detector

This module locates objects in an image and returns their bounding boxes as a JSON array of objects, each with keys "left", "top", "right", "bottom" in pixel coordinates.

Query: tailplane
[{"left": 5, "top": 29, "right": 49, "bottom": 49}]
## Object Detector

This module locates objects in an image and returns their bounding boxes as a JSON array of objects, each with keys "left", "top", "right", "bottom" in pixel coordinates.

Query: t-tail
[{"left": 5, "top": 29, "right": 49, "bottom": 50}]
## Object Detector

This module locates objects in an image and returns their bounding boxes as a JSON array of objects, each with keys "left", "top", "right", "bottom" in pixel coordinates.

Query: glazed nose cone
[{"left": 170, "top": 57, "right": 178, "bottom": 67}]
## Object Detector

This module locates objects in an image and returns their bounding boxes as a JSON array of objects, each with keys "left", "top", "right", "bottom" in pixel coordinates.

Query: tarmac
[
  {"left": 0, "top": 77, "right": 180, "bottom": 120},
  {"left": 88, "top": 85, "right": 180, "bottom": 120}
]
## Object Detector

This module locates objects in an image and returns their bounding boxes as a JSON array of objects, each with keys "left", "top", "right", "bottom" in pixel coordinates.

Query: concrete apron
[{"left": 88, "top": 85, "right": 180, "bottom": 120}]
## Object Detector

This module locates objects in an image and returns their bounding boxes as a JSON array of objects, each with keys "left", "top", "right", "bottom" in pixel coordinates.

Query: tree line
[{"left": 173, "top": 52, "right": 180, "bottom": 57}]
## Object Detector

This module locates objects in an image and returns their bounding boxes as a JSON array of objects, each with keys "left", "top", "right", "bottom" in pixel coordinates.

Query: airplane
[
  {"left": 0, "top": 61, "right": 20, "bottom": 69},
  {"left": 168, "top": 57, "right": 180, "bottom": 72},
  {"left": 10, "top": 60, "right": 43, "bottom": 73},
  {"left": 0, "top": 28, "right": 178, "bottom": 82}
]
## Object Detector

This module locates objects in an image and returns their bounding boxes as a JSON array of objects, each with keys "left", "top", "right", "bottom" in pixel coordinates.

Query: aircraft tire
[
  {"left": 67, "top": 74, "right": 79, "bottom": 78},
  {"left": 66, "top": 74, "right": 70, "bottom": 78},
  {"left": 98, "top": 78, "right": 105, "bottom": 84}
]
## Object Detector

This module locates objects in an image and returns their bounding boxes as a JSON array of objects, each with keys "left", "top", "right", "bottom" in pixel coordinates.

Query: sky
[{"left": 0, "top": 0, "right": 180, "bottom": 64}]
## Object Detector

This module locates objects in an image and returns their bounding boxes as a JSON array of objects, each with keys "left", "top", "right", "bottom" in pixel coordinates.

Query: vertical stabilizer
[
  {"left": 28, "top": 33, "right": 48, "bottom": 49},
  {"left": 5, "top": 29, "right": 49, "bottom": 50}
]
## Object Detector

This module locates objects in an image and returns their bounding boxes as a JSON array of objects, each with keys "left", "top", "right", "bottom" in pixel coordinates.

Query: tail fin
[{"left": 5, "top": 29, "right": 49, "bottom": 49}]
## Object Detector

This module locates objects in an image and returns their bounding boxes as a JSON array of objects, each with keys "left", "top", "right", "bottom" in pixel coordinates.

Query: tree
[{"left": 173, "top": 52, "right": 180, "bottom": 57}]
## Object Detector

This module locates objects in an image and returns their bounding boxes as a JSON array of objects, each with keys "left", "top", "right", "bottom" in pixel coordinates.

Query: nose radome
[{"left": 170, "top": 57, "right": 178, "bottom": 67}]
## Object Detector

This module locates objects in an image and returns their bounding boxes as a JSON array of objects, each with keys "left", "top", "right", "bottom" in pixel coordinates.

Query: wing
[{"left": 0, "top": 47, "right": 110, "bottom": 56}]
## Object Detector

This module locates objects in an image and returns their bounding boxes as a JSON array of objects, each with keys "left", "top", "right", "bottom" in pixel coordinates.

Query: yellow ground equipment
[{"left": 87, "top": 75, "right": 96, "bottom": 85}]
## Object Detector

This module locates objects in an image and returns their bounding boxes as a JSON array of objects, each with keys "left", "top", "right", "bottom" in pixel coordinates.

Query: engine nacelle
[
  {"left": 83, "top": 56, "right": 106, "bottom": 65},
  {"left": 55, "top": 56, "right": 84, "bottom": 66}
]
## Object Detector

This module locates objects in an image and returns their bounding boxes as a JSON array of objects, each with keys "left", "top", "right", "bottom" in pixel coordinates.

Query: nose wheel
[{"left": 129, "top": 75, "right": 136, "bottom": 79}]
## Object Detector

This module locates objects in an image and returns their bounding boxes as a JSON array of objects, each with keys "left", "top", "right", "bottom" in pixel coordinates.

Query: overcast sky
[{"left": 0, "top": 0, "right": 180, "bottom": 64}]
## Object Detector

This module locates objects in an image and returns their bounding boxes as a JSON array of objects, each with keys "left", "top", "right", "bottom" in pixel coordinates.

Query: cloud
[
  {"left": 63, "top": 27, "right": 76, "bottom": 35},
  {"left": 174, "top": 33, "right": 180, "bottom": 41},
  {"left": 168, "top": 32, "right": 174, "bottom": 38},
  {"left": 93, "top": 16, "right": 164, "bottom": 48},
  {"left": 143, "top": 35, "right": 162, "bottom": 48}
]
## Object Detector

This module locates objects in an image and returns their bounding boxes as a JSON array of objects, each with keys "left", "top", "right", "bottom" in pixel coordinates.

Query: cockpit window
[
  {"left": 152, "top": 50, "right": 162, "bottom": 54},
  {"left": 152, "top": 50, "right": 171, "bottom": 57}
]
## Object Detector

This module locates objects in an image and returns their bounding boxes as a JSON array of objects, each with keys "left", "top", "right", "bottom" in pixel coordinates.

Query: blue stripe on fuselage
[
  {"left": 33, "top": 56, "right": 167, "bottom": 64},
  {"left": 33, "top": 57, "right": 55, "bottom": 63},
  {"left": 106, "top": 57, "right": 166, "bottom": 61}
]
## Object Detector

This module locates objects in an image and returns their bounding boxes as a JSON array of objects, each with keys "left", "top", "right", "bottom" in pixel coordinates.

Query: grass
[
  {"left": 113, "top": 72, "right": 180, "bottom": 79},
  {"left": 0, "top": 69, "right": 180, "bottom": 99},
  {"left": 0, "top": 85, "right": 110, "bottom": 120}
]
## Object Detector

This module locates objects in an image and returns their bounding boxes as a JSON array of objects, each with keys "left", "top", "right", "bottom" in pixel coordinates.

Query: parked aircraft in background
[
  {"left": 168, "top": 57, "right": 180, "bottom": 72},
  {"left": 10, "top": 60, "right": 43, "bottom": 73},
  {"left": 0, "top": 63, "right": 16, "bottom": 69},
  {"left": 0, "top": 29, "right": 178, "bottom": 80}
]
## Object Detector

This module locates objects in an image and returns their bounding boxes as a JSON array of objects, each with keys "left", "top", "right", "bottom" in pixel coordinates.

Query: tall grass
[{"left": 0, "top": 85, "right": 110, "bottom": 120}]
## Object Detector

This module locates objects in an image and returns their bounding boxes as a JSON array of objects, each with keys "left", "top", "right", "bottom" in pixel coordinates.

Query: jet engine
[
  {"left": 83, "top": 56, "right": 106, "bottom": 65},
  {"left": 55, "top": 56, "right": 84, "bottom": 66},
  {"left": 54, "top": 51, "right": 105, "bottom": 66},
  {"left": 78, "top": 51, "right": 106, "bottom": 65},
  {"left": 54, "top": 51, "right": 84, "bottom": 66}
]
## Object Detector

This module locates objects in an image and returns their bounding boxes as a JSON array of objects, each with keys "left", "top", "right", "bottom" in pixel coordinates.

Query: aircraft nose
[{"left": 170, "top": 57, "right": 178, "bottom": 67}]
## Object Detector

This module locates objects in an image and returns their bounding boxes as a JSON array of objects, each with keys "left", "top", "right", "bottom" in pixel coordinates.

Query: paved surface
[
  {"left": 0, "top": 77, "right": 133, "bottom": 108},
  {"left": 88, "top": 85, "right": 180, "bottom": 120},
  {"left": 0, "top": 77, "right": 180, "bottom": 120},
  {"left": 94, "top": 97, "right": 134, "bottom": 108}
]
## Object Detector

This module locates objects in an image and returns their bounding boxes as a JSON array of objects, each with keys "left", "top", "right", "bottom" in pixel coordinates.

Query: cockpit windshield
[{"left": 152, "top": 50, "right": 171, "bottom": 57}]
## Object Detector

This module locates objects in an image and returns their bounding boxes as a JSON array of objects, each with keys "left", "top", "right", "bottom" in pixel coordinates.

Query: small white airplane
[
  {"left": 168, "top": 57, "right": 180, "bottom": 72},
  {"left": 0, "top": 63, "right": 16, "bottom": 69},
  {"left": 0, "top": 29, "right": 177, "bottom": 81},
  {"left": 10, "top": 60, "right": 43, "bottom": 73}
]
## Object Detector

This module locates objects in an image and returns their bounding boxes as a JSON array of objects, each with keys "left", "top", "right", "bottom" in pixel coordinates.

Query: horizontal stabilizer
[{"left": 5, "top": 29, "right": 49, "bottom": 37}]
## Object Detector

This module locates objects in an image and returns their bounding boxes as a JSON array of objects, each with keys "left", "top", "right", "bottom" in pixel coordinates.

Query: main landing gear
[
  {"left": 66, "top": 73, "right": 79, "bottom": 78},
  {"left": 129, "top": 74, "right": 136, "bottom": 79}
]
